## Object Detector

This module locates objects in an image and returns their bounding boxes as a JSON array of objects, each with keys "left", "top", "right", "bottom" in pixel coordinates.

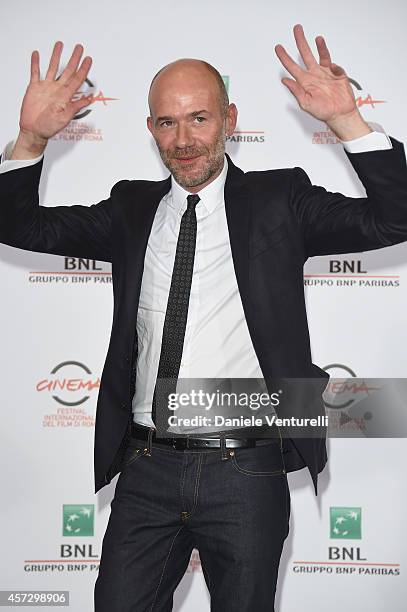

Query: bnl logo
[{"left": 329, "top": 506, "right": 366, "bottom": 561}]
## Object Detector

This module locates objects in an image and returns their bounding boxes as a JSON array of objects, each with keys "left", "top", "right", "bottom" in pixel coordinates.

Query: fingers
[
  {"left": 274, "top": 43, "right": 305, "bottom": 81},
  {"left": 276, "top": 25, "right": 339, "bottom": 91},
  {"left": 65, "top": 56, "right": 93, "bottom": 97},
  {"left": 315, "top": 35, "right": 332, "bottom": 68},
  {"left": 58, "top": 43, "right": 85, "bottom": 85},
  {"left": 293, "top": 23, "right": 318, "bottom": 69},
  {"left": 45, "top": 41, "right": 64, "bottom": 81},
  {"left": 274, "top": 23, "right": 317, "bottom": 82},
  {"left": 30, "top": 50, "right": 40, "bottom": 83}
]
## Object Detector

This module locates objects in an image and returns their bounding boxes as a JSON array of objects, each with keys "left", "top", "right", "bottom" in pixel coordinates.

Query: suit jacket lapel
[
  {"left": 224, "top": 153, "right": 251, "bottom": 315},
  {"left": 126, "top": 175, "right": 171, "bottom": 268},
  {"left": 120, "top": 176, "right": 171, "bottom": 327}
]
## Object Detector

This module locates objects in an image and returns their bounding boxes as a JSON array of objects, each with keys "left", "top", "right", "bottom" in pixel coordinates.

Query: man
[{"left": 1, "top": 23, "right": 407, "bottom": 611}]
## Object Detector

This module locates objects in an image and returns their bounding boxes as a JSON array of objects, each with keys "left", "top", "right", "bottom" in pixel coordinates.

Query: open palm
[
  {"left": 19, "top": 41, "right": 93, "bottom": 141},
  {"left": 275, "top": 24, "right": 356, "bottom": 123}
]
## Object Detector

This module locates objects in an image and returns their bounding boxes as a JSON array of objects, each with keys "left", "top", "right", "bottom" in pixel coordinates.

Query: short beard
[{"left": 157, "top": 130, "right": 226, "bottom": 189}]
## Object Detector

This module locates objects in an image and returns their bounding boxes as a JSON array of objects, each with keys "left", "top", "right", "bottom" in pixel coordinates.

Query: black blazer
[{"left": 1, "top": 138, "right": 407, "bottom": 495}]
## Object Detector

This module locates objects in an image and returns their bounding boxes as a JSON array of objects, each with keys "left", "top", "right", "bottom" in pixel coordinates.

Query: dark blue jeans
[{"left": 94, "top": 431, "right": 291, "bottom": 611}]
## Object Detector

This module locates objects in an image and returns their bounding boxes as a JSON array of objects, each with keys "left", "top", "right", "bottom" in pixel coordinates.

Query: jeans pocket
[
  {"left": 120, "top": 440, "right": 149, "bottom": 470},
  {"left": 229, "top": 443, "right": 286, "bottom": 476}
]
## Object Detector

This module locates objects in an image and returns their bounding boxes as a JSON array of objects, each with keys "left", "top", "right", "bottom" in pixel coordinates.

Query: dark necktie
[{"left": 151, "top": 193, "right": 200, "bottom": 433}]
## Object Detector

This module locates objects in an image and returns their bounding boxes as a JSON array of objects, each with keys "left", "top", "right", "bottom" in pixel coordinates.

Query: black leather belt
[{"left": 131, "top": 422, "right": 263, "bottom": 449}]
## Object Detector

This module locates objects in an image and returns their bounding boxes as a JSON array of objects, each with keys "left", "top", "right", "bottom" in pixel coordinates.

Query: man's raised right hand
[{"left": 10, "top": 41, "right": 93, "bottom": 160}]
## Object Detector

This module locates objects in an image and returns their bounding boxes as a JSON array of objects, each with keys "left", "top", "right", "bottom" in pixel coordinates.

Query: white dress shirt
[{"left": 0, "top": 125, "right": 393, "bottom": 430}]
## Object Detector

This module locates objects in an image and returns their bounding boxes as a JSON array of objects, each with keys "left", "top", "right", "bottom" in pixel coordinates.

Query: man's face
[{"left": 147, "top": 63, "right": 237, "bottom": 192}]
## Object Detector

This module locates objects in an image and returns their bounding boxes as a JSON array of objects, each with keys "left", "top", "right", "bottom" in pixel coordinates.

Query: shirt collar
[{"left": 170, "top": 155, "right": 228, "bottom": 216}]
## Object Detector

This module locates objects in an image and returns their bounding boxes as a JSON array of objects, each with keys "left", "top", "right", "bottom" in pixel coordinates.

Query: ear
[
  {"left": 147, "top": 116, "right": 154, "bottom": 135},
  {"left": 225, "top": 103, "right": 238, "bottom": 137}
]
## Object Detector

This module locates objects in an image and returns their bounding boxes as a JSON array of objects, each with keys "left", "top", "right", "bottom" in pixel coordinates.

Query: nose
[{"left": 174, "top": 122, "right": 194, "bottom": 149}]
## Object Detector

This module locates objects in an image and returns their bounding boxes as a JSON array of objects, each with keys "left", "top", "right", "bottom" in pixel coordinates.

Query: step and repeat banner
[{"left": 1, "top": 0, "right": 406, "bottom": 610}]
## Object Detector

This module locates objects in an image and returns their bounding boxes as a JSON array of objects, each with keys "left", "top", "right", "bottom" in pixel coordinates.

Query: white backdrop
[{"left": 1, "top": 0, "right": 406, "bottom": 610}]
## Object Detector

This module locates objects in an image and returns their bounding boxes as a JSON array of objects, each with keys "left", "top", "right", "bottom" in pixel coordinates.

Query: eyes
[{"left": 159, "top": 116, "right": 206, "bottom": 128}]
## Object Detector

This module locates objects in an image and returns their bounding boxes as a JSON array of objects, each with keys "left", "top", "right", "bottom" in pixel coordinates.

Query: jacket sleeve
[
  {"left": 0, "top": 158, "right": 125, "bottom": 263},
  {"left": 290, "top": 136, "right": 407, "bottom": 258}
]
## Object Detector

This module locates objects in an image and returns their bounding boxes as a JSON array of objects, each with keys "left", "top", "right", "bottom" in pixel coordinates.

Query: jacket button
[{"left": 121, "top": 402, "right": 128, "bottom": 411}]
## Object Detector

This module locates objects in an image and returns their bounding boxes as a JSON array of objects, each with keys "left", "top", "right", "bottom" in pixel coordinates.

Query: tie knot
[{"left": 187, "top": 194, "right": 200, "bottom": 210}]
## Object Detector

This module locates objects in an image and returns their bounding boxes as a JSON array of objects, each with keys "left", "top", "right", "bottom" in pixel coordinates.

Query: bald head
[{"left": 148, "top": 58, "right": 229, "bottom": 119}]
